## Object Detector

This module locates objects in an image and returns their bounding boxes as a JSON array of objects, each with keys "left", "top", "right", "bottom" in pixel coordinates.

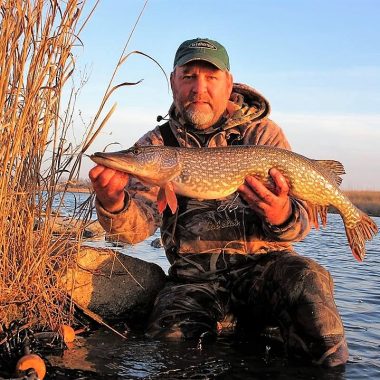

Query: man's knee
[
  {"left": 145, "top": 281, "right": 223, "bottom": 341},
  {"left": 284, "top": 257, "right": 344, "bottom": 333},
  {"left": 271, "top": 255, "right": 348, "bottom": 366},
  {"left": 279, "top": 256, "right": 334, "bottom": 304}
]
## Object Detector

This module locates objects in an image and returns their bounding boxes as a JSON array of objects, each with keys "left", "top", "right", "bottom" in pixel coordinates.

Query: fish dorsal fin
[{"left": 312, "top": 159, "right": 346, "bottom": 186}]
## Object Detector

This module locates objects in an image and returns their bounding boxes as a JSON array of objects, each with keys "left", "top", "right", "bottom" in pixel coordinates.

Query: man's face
[{"left": 170, "top": 61, "right": 233, "bottom": 130}]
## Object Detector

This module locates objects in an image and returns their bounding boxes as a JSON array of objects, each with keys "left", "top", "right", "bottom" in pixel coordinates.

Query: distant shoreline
[
  {"left": 338, "top": 190, "right": 380, "bottom": 217},
  {"left": 64, "top": 187, "right": 91, "bottom": 193},
  {"left": 62, "top": 186, "right": 380, "bottom": 218}
]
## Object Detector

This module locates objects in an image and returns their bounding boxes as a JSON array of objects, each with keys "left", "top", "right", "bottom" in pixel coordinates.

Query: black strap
[
  {"left": 159, "top": 120, "right": 244, "bottom": 147},
  {"left": 159, "top": 122, "right": 180, "bottom": 147}
]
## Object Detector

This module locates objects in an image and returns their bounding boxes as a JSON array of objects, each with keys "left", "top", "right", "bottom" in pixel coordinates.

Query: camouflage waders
[{"left": 146, "top": 251, "right": 349, "bottom": 367}]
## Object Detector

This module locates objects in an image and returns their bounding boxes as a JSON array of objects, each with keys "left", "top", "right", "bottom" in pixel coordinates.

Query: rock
[
  {"left": 60, "top": 246, "right": 167, "bottom": 326},
  {"left": 150, "top": 237, "right": 163, "bottom": 248},
  {"left": 82, "top": 220, "right": 105, "bottom": 239}
]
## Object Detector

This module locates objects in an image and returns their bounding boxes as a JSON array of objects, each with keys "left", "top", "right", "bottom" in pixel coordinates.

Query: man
[{"left": 89, "top": 38, "right": 349, "bottom": 367}]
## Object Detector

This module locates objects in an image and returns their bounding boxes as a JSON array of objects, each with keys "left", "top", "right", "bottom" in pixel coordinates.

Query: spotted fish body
[{"left": 91, "top": 145, "right": 378, "bottom": 261}]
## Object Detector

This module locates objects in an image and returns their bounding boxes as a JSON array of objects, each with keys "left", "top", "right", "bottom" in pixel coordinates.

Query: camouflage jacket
[{"left": 95, "top": 83, "right": 311, "bottom": 262}]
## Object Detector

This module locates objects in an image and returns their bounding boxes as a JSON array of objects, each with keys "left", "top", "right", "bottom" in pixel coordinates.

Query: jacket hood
[{"left": 168, "top": 83, "right": 271, "bottom": 132}]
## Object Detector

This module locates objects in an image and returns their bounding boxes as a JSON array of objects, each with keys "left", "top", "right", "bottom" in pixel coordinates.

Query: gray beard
[{"left": 182, "top": 109, "right": 214, "bottom": 130}]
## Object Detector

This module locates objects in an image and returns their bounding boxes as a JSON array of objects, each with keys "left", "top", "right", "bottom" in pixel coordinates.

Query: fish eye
[{"left": 129, "top": 146, "right": 141, "bottom": 155}]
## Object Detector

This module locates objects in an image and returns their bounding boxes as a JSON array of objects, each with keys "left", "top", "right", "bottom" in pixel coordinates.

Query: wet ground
[{"left": 45, "top": 327, "right": 349, "bottom": 380}]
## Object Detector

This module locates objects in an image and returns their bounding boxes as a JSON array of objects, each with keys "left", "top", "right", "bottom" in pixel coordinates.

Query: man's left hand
[{"left": 237, "top": 168, "right": 292, "bottom": 226}]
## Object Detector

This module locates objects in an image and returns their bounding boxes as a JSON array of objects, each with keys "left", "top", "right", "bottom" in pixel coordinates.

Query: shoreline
[
  {"left": 341, "top": 190, "right": 380, "bottom": 217},
  {"left": 63, "top": 187, "right": 92, "bottom": 193}
]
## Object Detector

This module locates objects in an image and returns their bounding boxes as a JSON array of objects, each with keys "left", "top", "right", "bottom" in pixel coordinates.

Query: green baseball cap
[{"left": 173, "top": 38, "right": 230, "bottom": 71}]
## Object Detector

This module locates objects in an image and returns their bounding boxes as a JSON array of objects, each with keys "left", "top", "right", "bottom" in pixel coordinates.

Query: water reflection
[{"left": 49, "top": 329, "right": 349, "bottom": 380}]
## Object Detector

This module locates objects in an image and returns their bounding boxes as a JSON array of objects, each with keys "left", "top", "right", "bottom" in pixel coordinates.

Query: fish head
[{"left": 90, "top": 145, "right": 181, "bottom": 186}]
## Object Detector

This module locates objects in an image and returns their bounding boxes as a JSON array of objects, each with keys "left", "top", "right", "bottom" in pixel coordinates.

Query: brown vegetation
[
  {"left": 0, "top": 2, "right": 153, "bottom": 367},
  {"left": 344, "top": 190, "right": 380, "bottom": 217},
  {"left": 0, "top": 0, "right": 92, "bottom": 332},
  {"left": 0, "top": 0, "right": 162, "bottom": 376}
]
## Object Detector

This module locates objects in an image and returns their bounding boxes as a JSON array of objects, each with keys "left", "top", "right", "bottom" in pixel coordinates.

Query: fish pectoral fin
[
  {"left": 165, "top": 182, "right": 178, "bottom": 214},
  {"left": 157, "top": 182, "right": 178, "bottom": 214},
  {"left": 157, "top": 187, "right": 167, "bottom": 214}
]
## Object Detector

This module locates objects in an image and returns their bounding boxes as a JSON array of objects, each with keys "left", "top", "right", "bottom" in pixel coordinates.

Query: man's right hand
[{"left": 89, "top": 165, "right": 130, "bottom": 213}]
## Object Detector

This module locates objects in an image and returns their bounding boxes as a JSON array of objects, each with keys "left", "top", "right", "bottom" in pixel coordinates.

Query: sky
[{"left": 71, "top": 0, "right": 380, "bottom": 189}]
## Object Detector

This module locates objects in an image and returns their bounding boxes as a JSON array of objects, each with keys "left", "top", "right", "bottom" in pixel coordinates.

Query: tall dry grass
[
  {"left": 344, "top": 190, "right": 380, "bottom": 217},
  {"left": 0, "top": 0, "right": 93, "bottom": 332}
]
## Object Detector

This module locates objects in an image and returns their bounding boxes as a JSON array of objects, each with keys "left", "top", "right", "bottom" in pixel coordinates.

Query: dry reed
[
  {"left": 344, "top": 190, "right": 380, "bottom": 217},
  {"left": 0, "top": 0, "right": 92, "bottom": 332}
]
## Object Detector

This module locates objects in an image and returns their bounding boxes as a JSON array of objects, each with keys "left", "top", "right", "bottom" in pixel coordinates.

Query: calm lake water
[{"left": 51, "top": 193, "right": 380, "bottom": 380}]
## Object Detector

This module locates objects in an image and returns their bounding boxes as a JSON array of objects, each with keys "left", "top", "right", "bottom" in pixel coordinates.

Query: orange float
[
  {"left": 16, "top": 353, "right": 46, "bottom": 379},
  {"left": 59, "top": 324, "right": 76, "bottom": 343}
]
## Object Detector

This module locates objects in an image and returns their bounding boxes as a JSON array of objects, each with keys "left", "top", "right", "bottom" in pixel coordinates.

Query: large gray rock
[{"left": 61, "top": 246, "right": 167, "bottom": 325}]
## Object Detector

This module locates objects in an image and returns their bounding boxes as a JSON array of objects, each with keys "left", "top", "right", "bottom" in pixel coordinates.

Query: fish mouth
[
  {"left": 90, "top": 152, "right": 132, "bottom": 172},
  {"left": 90, "top": 151, "right": 115, "bottom": 164}
]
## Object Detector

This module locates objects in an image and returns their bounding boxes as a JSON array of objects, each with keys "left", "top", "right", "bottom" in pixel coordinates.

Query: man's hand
[
  {"left": 237, "top": 168, "right": 292, "bottom": 226},
  {"left": 89, "top": 165, "right": 129, "bottom": 213}
]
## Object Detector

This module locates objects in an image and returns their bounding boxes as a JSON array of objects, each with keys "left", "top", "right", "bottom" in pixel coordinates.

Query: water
[{"left": 52, "top": 193, "right": 380, "bottom": 379}]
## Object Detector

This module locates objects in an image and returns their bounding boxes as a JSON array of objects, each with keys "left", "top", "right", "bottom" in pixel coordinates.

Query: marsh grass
[
  {"left": 0, "top": 0, "right": 157, "bottom": 342},
  {"left": 0, "top": 0, "right": 93, "bottom": 332},
  {"left": 344, "top": 190, "right": 380, "bottom": 217}
]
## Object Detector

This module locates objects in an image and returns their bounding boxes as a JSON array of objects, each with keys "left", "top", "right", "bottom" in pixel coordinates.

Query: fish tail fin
[
  {"left": 345, "top": 212, "right": 378, "bottom": 262},
  {"left": 306, "top": 203, "right": 328, "bottom": 229}
]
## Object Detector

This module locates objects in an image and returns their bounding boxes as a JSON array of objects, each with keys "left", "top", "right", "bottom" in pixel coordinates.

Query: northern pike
[{"left": 91, "top": 145, "right": 378, "bottom": 262}]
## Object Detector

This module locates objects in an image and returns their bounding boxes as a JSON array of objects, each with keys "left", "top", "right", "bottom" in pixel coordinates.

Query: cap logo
[{"left": 188, "top": 40, "right": 217, "bottom": 50}]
